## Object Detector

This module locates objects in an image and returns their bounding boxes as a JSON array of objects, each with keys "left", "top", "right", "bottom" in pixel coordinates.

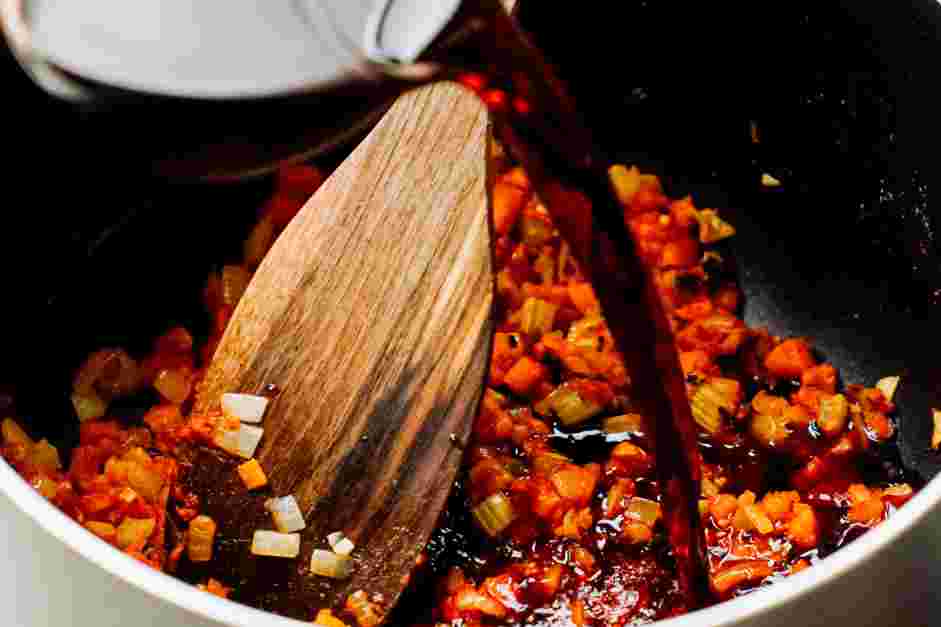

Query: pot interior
[{"left": 2, "top": 0, "right": 941, "bottom": 624}]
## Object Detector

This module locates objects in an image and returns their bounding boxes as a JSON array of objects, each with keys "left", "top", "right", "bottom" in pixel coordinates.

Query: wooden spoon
[{"left": 191, "top": 82, "right": 493, "bottom": 620}]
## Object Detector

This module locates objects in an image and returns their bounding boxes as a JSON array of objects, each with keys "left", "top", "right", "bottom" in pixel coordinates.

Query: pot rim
[{"left": 2, "top": 452, "right": 939, "bottom": 627}]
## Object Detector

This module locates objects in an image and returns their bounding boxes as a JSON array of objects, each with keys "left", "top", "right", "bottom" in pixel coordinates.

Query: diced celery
[
  {"left": 689, "top": 378, "right": 740, "bottom": 434},
  {"left": 473, "top": 492, "right": 516, "bottom": 537},
  {"left": 519, "top": 297, "right": 558, "bottom": 338},
  {"left": 542, "top": 385, "right": 602, "bottom": 426},
  {"left": 696, "top": 209, "right": 736, "bottom": 244},
  {"left": 71, "top": 391, "right": 108, "bottom": 422}
]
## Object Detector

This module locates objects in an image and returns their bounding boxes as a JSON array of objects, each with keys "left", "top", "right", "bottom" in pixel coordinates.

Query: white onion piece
[
  {"left": 265, "top": 496, "right": 306, "bottom": 533},
  {"left": 251, "top": 530, "right": 300, "bottom": 558},
  {"left": 221, "top": 392, "right": 269, "bottom": 424},
  {"left": 326, "top": 531, "right": 345, "bottom": 550},
  {"left": 212, "top": 423, "right": 264, "bottom": 459},
  {"left": 333, "top": 537, "right": 355, "bottom": 557},
  {"left": 213, "top": 425, "right": 240, "bottom": 457},
  {"left": 876, "top": 376, "right": 900, "bottom": 403},
  {"left": 310, "top": 549, "right": 352, "bottom": 579},
  {"left": 237, "top": 425, "right": 264, "bottom": 459}
]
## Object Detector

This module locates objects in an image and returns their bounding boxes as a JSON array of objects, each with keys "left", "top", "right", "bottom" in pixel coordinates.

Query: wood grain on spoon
[{"left": 193, "top": 82, "right": 493, "bottom": 618}]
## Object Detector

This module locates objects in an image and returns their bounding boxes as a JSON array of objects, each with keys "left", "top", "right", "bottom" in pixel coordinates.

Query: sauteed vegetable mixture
[{"left": 1, "top": 153, "right": 915, "bottom": 625}]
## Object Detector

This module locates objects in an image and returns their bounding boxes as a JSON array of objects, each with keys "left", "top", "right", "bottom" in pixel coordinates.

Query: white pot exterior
[{"left": 1, "top": 455, "right": 939, "bottom": 627}]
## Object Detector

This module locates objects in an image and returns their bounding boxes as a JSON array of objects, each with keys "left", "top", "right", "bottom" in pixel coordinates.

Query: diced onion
[
  {"left": 153, "top": 368, "right": 192, "bottom": 405},
  {"left": 333, "top": 537, "right": 355, "bottom": 557},
  {"left": 237, "top": 425, "right": 265, "bottom": 458},
  {"left": 116, "top": 517, "right": 156, "bottom": 549},
  {"left": 221, "top": 393, "right": 269, "bottom": 424},
  {"left": 472, "top": 492, "right": 516, "bottom": 537},
  {"left": 876, "top": 376, "right": 901, "bottom": 402},
  {"left": 251, "top": 530, "right": 300, "bottom": 558},
  {"left": 265, "top": 496, "right": 306, "bottom": 533},
  {"left": 214, "top": 423, "right": 264, "bottom": 459},
  {"left": 326, "top": 531, "right": 346, "bottom": 550},
  {"left": 761, "top": 173, "right": 782, "bottom": 188},
  {"left": 310, "top": 549, "right": 353, "bottom": 579},
  {"left": 187, "top": 515, "right": 217, "bottom": 563},
  {"left": 519, "top": 297, "right": 559, "bottom": 339},
  {"left": 71, "top": 391, "right": 108, "bottom": 422}
]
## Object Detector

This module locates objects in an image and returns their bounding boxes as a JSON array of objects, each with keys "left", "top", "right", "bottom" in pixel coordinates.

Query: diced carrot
[
  {"left": 469, "top": 459, "right": 513, "bottom": 502},
  {"left": 787, "top": 503, "right": 819, "bottom": 549},
  {"left": 607, "top": 442, "right": 652, "bottom": 477},
  {"left": 492, "top": 180, "right": 530, "bottom": 236},
  {"left": 313, "top": 609, "right": 349, "bottom": 627},
  {"left": 659, "top": 237, "right": 700, "bottom": 268},
  {"left": 668, "top": 196, "right": 699, "bottom": 229},
  {"left": 674, "top": 298, "right": 714, "bottom": 322},
  {"left": 501, "top": 166, "right": 531, "bottom": 191},
  {"left": 549, "top": 464, "right": 599, "bottom": 506},
  {"left": 765, "top": 339, "right": 816, "bottom": 379},
  {"left": 679, "top": 350, "right": 715, "bottom": 376},
  {"left": 676, "top": 312, "right": 748, "bottom": 356},
  {"left": 801, "top": 363, "right": 837, "bottom": 393},
  {"left": 236, "top": 459, "right": 268, "bottom": 490},
  {"left": 568, "top": 282, "right": 599, "bottom": 315},
  {"left": 503, "top": 357, "right": 548, "bottom": 396},
  {"left": 709, "top": 494, "right": 738, "bottom": 523},
  {"left": 203, "top": 578, "right": 232, "bottom": 599}
]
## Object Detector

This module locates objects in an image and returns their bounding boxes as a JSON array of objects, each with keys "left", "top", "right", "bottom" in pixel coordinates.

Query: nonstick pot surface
[{"left": 2, "top": 0, "right": 941, "bottom": 623}]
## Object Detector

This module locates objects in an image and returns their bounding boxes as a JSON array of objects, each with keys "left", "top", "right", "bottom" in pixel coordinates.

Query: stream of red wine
[{"left": 422, "top": 0, "right": 707, "bottom": 608}]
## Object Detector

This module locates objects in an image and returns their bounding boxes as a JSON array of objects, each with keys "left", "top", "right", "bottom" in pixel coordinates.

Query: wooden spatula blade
[{"left": 194, "top": 83, "right": 493, "bottom": 618}]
